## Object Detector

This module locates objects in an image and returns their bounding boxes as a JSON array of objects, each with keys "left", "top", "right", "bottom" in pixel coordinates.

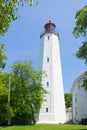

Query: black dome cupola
[{"left": 44, "top": 20, "right": 56, "bottom": 33}]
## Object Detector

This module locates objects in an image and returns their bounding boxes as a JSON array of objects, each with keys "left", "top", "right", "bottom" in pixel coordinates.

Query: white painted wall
[
  {"left": 38, "top": 32, "right": 66, "bottom": 124},
  {"left": 71, "top": 74, "right": 87, "bottom": 124},
  {"left": 66, "top": 108, "right": 72, "bottom": 122}
]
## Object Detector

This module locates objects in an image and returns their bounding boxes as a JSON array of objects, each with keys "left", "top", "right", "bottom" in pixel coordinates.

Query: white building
[
  {"left": 37, "top": 21, "right": 66, "bottom": 124},
  {"left": 71, "top": 73, "right": 87, "bottom": 124},
  {"left": 66, "top": 108, "right": 72, "bottom": 123}
]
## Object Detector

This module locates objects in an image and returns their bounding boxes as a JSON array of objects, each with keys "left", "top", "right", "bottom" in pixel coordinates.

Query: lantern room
[{"left": 44, "top": 20, "right": 56, "bottom": 33}]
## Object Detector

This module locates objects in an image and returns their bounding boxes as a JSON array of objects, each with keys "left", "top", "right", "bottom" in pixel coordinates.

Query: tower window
[
  {"left": 48, "top": 35, "right": 50, "bottom": 40},
  {"left": 46, "top": 108, "right": 48, "bottom": 112},
  {"left": 47, "top": 82, "right": 49, "bottom": 87},
  {"left": 47, "top": 57, "right": 49, "bottom": 62}
]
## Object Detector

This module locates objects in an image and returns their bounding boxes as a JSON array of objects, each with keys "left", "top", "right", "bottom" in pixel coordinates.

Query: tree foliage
[
  {"left": 73, "top": 5, "right": 87, "bottom": 90},
  {"left": 73, "top": 6, "right": 87, "bottom": 64},
  {"left": 0, "top": 44, "right": 7, "bottom": 69},
  {"left": 10, "top": 60, "right": 46, "bottom": 125},
  {"left": 76, "top": 42, "right": 87, "bottom": 64},
  {"left": 0, "top": 0, "right": 17, "bottom": 35},
  {"left": 0, "top": 71, "right": 8, "bottom": 125},
  {"left": 0, "top": 0, "right": 38, "bottom": 36},
  {"left": 73, "top": 5, "right": 87, "bottom": 38},
  {"left": 64, "top": 93, "right": 72, "bottom": 108},
  {"left": 81, "top": 71, "right": 87, "bottom": 90},
  {"left": 0, "top": 60, "right": 46, "bottom": 125}
]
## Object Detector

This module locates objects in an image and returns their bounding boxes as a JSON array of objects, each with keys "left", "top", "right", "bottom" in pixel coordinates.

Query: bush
[{"left": 12, "top": 112, "right": 33, "bottom": 125}]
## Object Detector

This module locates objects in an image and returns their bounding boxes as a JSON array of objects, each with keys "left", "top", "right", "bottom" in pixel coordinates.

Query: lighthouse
[{"left": 38, "top": 21, "right": 66, "bottom": 124}]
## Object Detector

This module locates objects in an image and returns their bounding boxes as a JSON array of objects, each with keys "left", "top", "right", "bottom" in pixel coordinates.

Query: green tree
[
  {"left": 0, "top": 0, "right": 38, "bottom": 125},
  {"left": 0, "top": 0, "right": 38, "bottom": 68},
  {"left": 0, "top": 44, "right": 7, "bottom": 69},
  {"left": 10, "top": 60, "right": 46, "bottom": 125},
  {"left": 0, "top": 71, "right": 8, "bottom": 125},
  {"left": 0, "top": 0, "right": 38, "bottom": 36},
  {"left": 73, "top": 5, "right": 87, "bottom": 90},
  {"left": 73, "top": 6, "right": 87, "bottom": 38},
  {"left": 0, "top": 0, "right": 17, "bottom": 36},
  {"left": 0, "top": 0, "right": 38, "bottom": 67},
  {"left": 73, "top": 5, "right": 87, "bottom": 63},
  {"left": 64, "top": 93, "right": 72, "bottom": 108}
]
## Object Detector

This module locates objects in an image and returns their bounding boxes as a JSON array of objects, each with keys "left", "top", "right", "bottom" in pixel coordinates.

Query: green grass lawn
[{"left": 0, "top": 124, "right": 87, "bottom": 130}]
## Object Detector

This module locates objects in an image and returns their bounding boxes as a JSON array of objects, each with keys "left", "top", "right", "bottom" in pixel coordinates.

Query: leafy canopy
[
  {"left": 73, "top": 5, "right": 87, "bottom": 90},
  {"left": 73, "top": 5, "right": 87, "bottom": 38},
  {"left": 76, "top": 42, "right": 87, "bottom": 64},
  {"left": 0, "top": 0, "right": 38, "bottom": 36},
  {"left": 10, "top": 60, "right": 46, "bottom": 125},
  {"left": 0, "top": 44, "right": 7, "bottom": 69},
  {"left": 64, "top": 93, "right": 72, "bottom": 108},
  {"left": 0, "top": 60, "right": 46, "bottom": 125},
  {"left": 73, "top": 5, "right": 87, "bottom": 64},
  {"left": 0, "top": 71, "right": 9, "bottom": 125}
]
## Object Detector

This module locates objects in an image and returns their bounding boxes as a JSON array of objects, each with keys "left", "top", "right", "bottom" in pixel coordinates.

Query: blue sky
[{"left": 0, "top": 0, "right": 87, "bottom": 92}]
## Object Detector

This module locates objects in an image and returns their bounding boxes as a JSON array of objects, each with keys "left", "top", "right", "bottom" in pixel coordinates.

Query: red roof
[{"left": 44, "top": 20, "right": 56, "bottom": 28}]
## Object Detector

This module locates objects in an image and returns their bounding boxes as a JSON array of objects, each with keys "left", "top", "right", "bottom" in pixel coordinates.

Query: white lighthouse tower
[{"left": 38, "top": 21, "right": 66, "bottom": 124}]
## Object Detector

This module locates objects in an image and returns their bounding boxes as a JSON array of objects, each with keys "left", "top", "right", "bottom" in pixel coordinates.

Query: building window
[
  {"left": 47, "top": 57, "right": 49, "bottom": 62},
  {"left": 46, "top": 108, "right": 48, "bottom": 112},
  {"left": 75, "top": 97, "right": 77, "bottom": 103},
  {"left": 78, "top": 82, "right": 80, "bottom": 89},
  {"left": 48, "top": 35, "right": 50, "bottom": 40},
  {"left": 75, "top": 109, "right": 77, "bottom": 116},
  {"left": 47, "top": 82, "right": 49, "bottom": 87},
  {"left": 75, "top": 107, "right": 77, "bottom": 116}
]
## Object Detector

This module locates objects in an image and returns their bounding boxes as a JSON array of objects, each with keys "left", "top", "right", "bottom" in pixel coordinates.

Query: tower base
[{"left": 36, "top": 113, "right": 66, "bottom": 124}]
